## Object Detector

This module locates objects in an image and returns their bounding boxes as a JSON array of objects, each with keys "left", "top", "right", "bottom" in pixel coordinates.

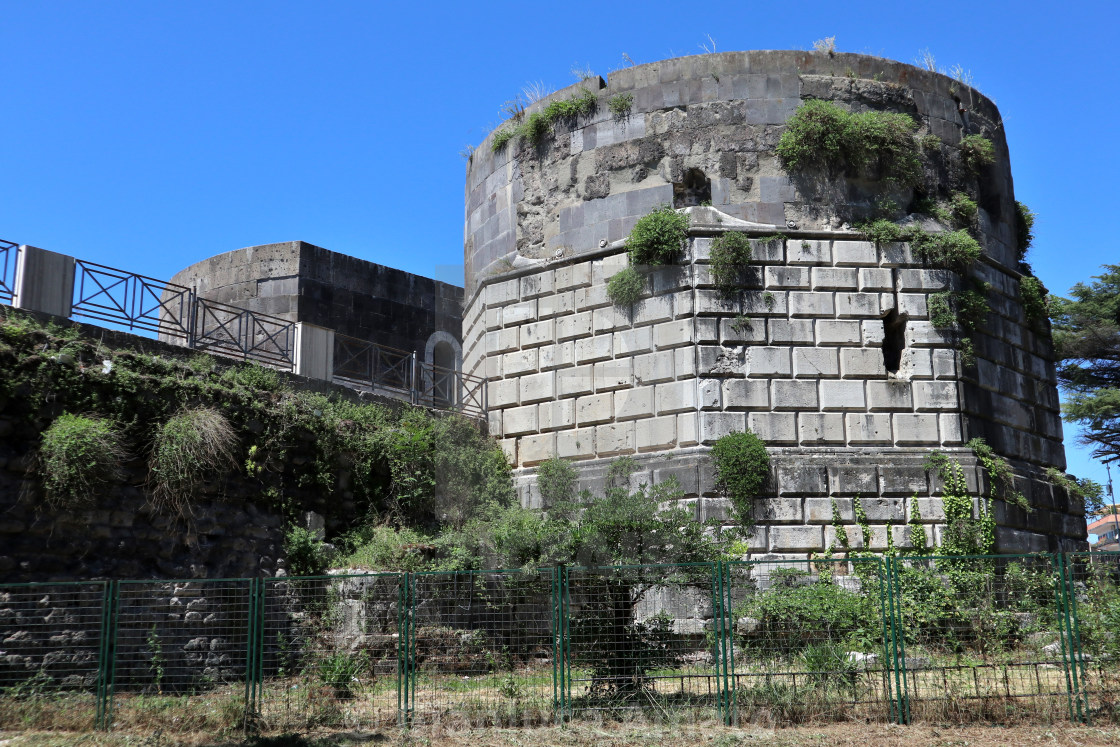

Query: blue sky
[{"left": 2, "top": 1, "right": 1117, "bottom": 502}]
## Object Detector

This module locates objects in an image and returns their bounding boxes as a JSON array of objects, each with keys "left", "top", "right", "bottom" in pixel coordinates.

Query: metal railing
[
  {"left": 333, "top": 334, "right": 487, "bottom": 418},
  {"left": 71, "top": 259, "right": 195, "bottom": 343},
  {"left": 0, "top": 240, "right": 17, "bottom": 304},
  {"left": 1, "top": 242, "right": 481, "bottom": 416},
  {"left": 2, "top": 553, "right": 1119, "bottom": 733},
  {"left": 193, "top": 297, "right": 296, "bottom": 371}
]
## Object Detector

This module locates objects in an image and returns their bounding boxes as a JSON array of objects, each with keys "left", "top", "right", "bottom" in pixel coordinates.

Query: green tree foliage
[{"left": 1051, "top": 265, "right": 1120, "bottom": 462}]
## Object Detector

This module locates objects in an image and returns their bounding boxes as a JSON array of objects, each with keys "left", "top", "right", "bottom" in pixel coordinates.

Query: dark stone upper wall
[
  {"left": 464, "top": 50, "right": 1015, "bottom": 295},
  {"left": 171, "top": 241, "right": 464, "bottom": 355}
]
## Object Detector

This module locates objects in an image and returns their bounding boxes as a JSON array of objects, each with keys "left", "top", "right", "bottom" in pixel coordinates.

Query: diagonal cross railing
[
  {"left": 71, "top": 259, "right": 195, "bottom": 342},
  {"left": 0, "top": 240, "right": 18, "bottom": 303},
  {"left": 416, "top": 359, "right": 486, "bottom": 417},
  {"left": 332, "top": 335, "right": 414, "bottom": 396},
  {"left": 193, "top": 297, "right": 296, "bottom": 371}
]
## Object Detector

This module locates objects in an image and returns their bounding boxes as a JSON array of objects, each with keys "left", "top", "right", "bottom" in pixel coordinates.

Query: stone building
[
  {"left": 170, "top": 240, "right": 464, "bottom": 370},
  {"left": 461, "top": 50, "right": 1085, "bottom": 555}
]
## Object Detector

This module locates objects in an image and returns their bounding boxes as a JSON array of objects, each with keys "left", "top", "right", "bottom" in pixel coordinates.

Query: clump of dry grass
[{"left": 148, "top": 406, "right": 238, "bottom": 518}]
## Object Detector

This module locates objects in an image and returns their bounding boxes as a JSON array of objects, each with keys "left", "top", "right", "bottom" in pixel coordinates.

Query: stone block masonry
[{"left": 462, "top": 50, "right": 1084, "bottom": 557}]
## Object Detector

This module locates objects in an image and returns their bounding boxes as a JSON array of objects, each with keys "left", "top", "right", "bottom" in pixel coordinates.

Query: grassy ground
[{"left": 4, "top": 722, "right": 1120, "bottom": 747}]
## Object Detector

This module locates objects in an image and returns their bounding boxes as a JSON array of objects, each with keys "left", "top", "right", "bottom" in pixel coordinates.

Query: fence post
[
  {"left": 551, "top": 565, "right": 570, "bottom": 723},
  {"left": 244, "top": 578, "right": 264, "bottom": 731},
  {"left": 95, "top": 579, "right": 120, "bottom": 730},
  {"left": 397, "top": 572, "right": 415, "bottom": 726},
  {"left": 711, "top": 560, "right": 735, "bottom": 725},
  {"left": 1055, "top": 553, "right": 1089, "bottom": 723},
  {"left": 884, "top": 556, "right": 910, "bottom": 724}
]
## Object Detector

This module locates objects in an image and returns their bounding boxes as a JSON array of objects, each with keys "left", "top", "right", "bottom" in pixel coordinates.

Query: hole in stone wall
[
  {"left": 882, "top": 308, "right": 907, "bottom": 374},
  {"left": 673, "top": 168, "right": 712, "bottom": 207}
]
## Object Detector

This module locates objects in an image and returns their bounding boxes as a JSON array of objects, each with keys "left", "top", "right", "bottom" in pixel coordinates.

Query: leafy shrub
[
  {"left": 284, "top": 525, "right": 333, "bottom": 577},
  {"left": 38, "top": 413, "right": 127, "bottom": 509},
  {"left": 431, "top": 415, "right": 515, "bottom": 528},
  {"left": 536, "top": 455, "right": 578, "bottom": 507},
  {"left": 519, "top": 111, "right": 551, "bottom": 146},
  {"left": 1020, "top": 275, "right": 1049, "bottom": 325},
  {"left": 776, "top": 100, "right": 922, "bottom": 185},
  {"left": 317, "top": 650, "right": 368, "bottom": 698},
  {"left": 948, "top": 191, "right": 977, "bottom": 227},
  {"left": 149, "top": 407, "right": 238, "bottom": 518},
  {"left": 626, "top": 206, "right": 689, "bottom": 266},
  {"left": 800, "top": 642, "right": 858, "bottom": 688},
  {"left": 607, "top": 92, "right": 633, "bottom": 117},
  {"left": 910, "top": 229, "right": 981, "bottom": 271},
  {"left": 711, "top": 431, "right": 770, "bottom": 524},
  {"left": 337, "top": 524, "right": 430, "bottom": 571},
  {"left": 607, "top": 266, "right": 644, "bottom": 306},
  {"left": 709, "top": 232, "right": 754, "bottom": 296},
  {"left": 1014, "top": 201, "right": 1036, "bottom": 261},
  {"left": 736, "top": 573, "right": 876, "bottom": 655},
  {"left": 959, "top": 135, "right": 995, "bottom": 173}
]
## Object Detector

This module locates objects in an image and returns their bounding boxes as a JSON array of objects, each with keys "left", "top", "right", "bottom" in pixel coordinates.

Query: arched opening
[{"left": 673, "top": 167, "right": 712, "bottom": 208}]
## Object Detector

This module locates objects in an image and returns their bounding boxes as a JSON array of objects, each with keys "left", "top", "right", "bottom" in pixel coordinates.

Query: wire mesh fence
[
  {"left": 409, "top": 569, "right": 555, "bottom": 726},
  {"left": 107, "top": 579, "right": 253, "bottom": 734},
  {"left": 890, "top": 554, "right": 1075, "bottom": 724},
  {"left": 566, "top": 563, "right": 724, "bottom": 721},
  {"left": 0, "top": 581, "right": 108, "bottom": 731},
  {"left": 1066, "top": 551, "right": 1120, "bottom": 724},
  {"left": 727, "top": 556, "right": 893, "bottom": 726},
  {"left": 257, "top": 574, "right": 402, "bottom": 732},
  {"left": 2, "top": 555, "right": 1120, "bottom": 734}
]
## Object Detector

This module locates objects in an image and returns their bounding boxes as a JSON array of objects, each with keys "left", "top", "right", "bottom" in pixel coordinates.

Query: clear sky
[{"left": 2, "top": 1, "right": 1117, "bottom": 501}]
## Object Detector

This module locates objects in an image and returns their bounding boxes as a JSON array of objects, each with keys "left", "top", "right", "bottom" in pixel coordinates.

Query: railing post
[
  {"left": 95, "top": 579, "right": 120, "bottom": 731},
  {"left": 293, "top": 323, "right": 335, "bottom": 381},
  {"left": 13, "top": 245, "right": 75, "bottom": 318},
  {"left": 410, "top": 352, "right": 419, "bottom": 406}
]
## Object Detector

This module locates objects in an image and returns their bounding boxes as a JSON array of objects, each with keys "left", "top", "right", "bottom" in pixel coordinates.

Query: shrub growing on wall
[
  {"left": 38, "top": 413, "right": 127, "bottom": 509},
  {"left": 606, "top": 266, "right": 644, "bottom": 306},
  {"left": 776, "top": 100, "right": 922, "bottom": 185},
  {"left": 709, "top": 232, "right": 754, "bottom": 296},
  {"left": 710, "top": 430, "right": 770, "bottom": 525},
  {"left": 626, "top": 206, "right": 690, "bottom": 266}
]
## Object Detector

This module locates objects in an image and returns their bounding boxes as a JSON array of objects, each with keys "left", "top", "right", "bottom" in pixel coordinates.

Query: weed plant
[
  {"left": 710, "top": 431, "right": 769, "bottom": 526},
  {"left": 708, "top": 232, "right": 753, "bottom": 296},
  {"left": 608, "top": 92, "right": 633, "bottom": 117},
  {"left": 607, "top": 266, "right": 644, "bottom": 306},
  {"left": 959, "top": 134, "right": 995, "bottom": 173},
  {"left": 38, "top": 413, "right": 127, "bottom": 509}
]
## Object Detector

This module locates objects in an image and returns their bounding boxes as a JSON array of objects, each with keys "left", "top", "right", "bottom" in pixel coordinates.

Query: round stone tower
[{"left": 462, "top": 51, "right": 1085, "bottom": 555}]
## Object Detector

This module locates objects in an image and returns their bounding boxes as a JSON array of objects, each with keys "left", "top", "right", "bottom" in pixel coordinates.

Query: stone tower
[{"left": 461, "top": 51, "right": 1085, "bottom": 555}]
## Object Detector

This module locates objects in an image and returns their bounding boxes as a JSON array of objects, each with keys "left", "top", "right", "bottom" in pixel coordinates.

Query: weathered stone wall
[
  {"left": 171, "top": 241, "right": 464, "bottom": 356},
  {"left": 463, "top": 51, "right": 1084, "bottom": 556}
]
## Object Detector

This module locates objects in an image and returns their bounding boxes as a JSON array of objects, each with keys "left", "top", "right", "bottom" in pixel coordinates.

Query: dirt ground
[{"left": 4, "top": 721, "right": 1120, "bottom": 747}]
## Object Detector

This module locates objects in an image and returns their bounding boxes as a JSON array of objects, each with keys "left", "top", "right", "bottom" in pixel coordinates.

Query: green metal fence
[{"left": 1, "top": 553, "right": 1119, "bottom": 732}]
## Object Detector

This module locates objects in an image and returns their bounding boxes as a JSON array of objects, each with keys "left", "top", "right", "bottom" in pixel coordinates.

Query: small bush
[
  {"left": 948, "top": 191, "right": 977, "bottom": 227},
  {"left": 537, "top": 455, "right": 578, "bottom": 507},
  {"left": 1020, "top": 275, "right": 1049, "bottom": 324},
  {"left": 607, "top": 92, "right": 633, "bottom": 117},
  {"left": 776, "top": 100, "right": 922, "bottom": 185},
  {"left": 1015, "top": 201, "right": 1036, "bottom": 261},
  {"left": 910, "top": 229, "right": 982, "bottom": 271},
  {"left": 607, "top": 266, "right": 644, "bottom": 306},
  {"left": 711, "top": 431, "right": 770, "bottom": 525},
  {"left": 959, "top": 135, "right": 995, "bottom": 173},
  {"left": 149, "top": 407, "right": 238, "bottom": 517},
  {"left": 626, "top": 206, "right": 689, "bottom": 266},
  {"left": 39, "top": 413, "right": 127, "bottom": 509},
  {"left": 337, "top": 525, "right": 430, "bottom": 572},
  {"left": 519, "top": 111, "right": 551, "bottom": 146},
  {"left": 284, "top": 525, "right": 333, "bottom": 577},
  {"left": 921, "top": 133, "right": 942, "bottom": 151},
  {"left": 709, "top": 232, "right": 754, "bottom": 296}
]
